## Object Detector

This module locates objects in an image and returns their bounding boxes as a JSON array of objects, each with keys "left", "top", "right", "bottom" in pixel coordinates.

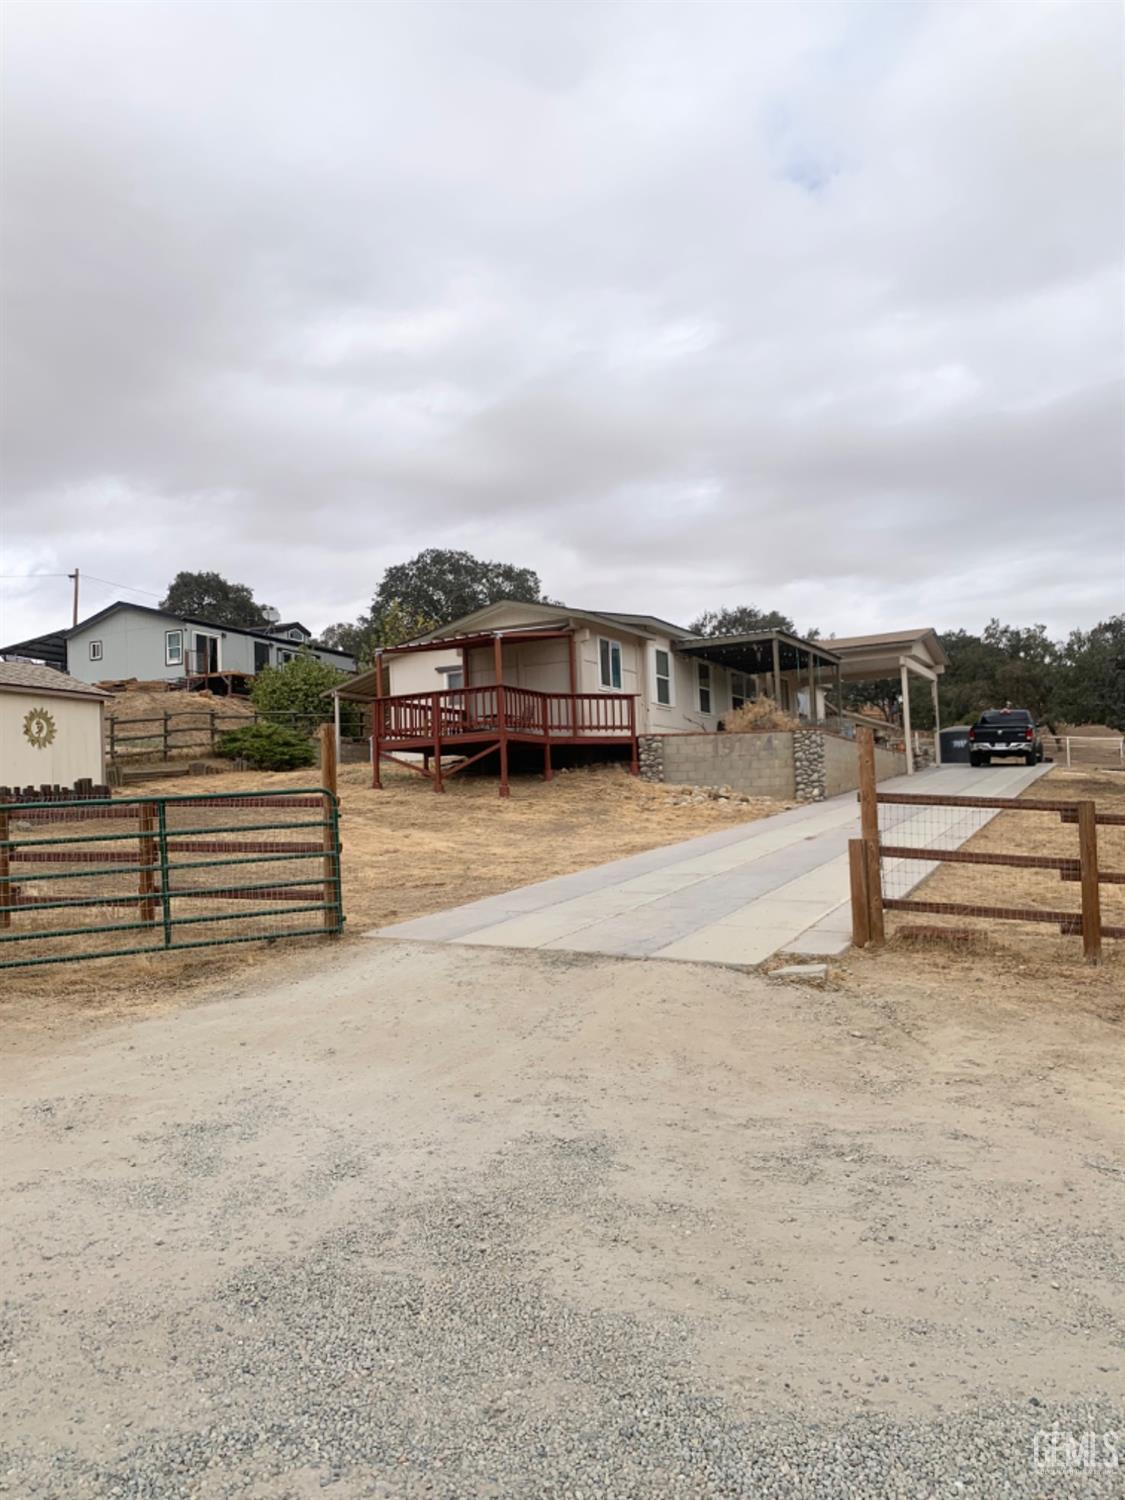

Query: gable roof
[
  {"left": 405, "top": 599, "right": 687, "bottom": 648},
  {"left": 0, "top": 662, "right": 111, "bottom": 700},
  {"left": 817, "top": 628, "right": 948, "bottom": 668}
]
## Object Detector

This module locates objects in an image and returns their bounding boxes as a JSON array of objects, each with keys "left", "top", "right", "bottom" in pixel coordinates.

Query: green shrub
[
  {"left": 216, "top": 722, "right": 316, "bottom": 771},
  {"left": 251, "top": 653, "right": 360, "bottom": 734}
]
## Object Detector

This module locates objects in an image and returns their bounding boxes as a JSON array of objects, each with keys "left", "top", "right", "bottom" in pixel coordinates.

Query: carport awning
[{"left": 677, "top": 630, "right": 839, "bottom": 675}]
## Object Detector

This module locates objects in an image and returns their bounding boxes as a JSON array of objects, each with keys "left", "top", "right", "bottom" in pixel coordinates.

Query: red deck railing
[
  {"left": 372, "top": 683, "right": 639, "bottom": 797},
  {"left": 377, "top": 684, "right": 636, "bottom": 742}
]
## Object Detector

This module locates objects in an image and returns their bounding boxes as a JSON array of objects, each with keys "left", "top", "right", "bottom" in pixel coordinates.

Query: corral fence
[
  {"left": 847, "top": 728, "right": 1123, "bottom": 963},
  {"left": 0, "top": 783, "right": 343, "bottom": 970}
]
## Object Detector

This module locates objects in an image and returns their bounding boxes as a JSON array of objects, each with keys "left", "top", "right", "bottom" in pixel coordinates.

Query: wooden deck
[{"left": 373, "top": 684, "right": 638, "bottom": 797}]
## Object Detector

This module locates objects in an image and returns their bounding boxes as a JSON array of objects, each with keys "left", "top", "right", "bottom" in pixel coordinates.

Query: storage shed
[{"left": 0, "top": 663, "right": 110, "bottom": 786}]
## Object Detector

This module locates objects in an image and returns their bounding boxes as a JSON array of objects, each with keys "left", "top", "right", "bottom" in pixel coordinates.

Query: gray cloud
[{"left": 1, "top": 0, "right": 1122, "bottom": 644}]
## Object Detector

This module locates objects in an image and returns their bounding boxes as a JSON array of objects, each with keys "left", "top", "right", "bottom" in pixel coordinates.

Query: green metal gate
[{"left": 0, "top": 787, "right": 343, "bottom": 969}]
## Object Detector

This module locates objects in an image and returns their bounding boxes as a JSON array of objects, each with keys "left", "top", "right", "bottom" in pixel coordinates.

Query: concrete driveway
[{"left": 377, "top": 762, "right": 1051, "bottom": 966}]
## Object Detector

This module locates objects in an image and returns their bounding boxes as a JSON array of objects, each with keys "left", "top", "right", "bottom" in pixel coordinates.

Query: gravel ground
[{"left": 1, "top": 939, "right": 1122, "bottom": 1498}]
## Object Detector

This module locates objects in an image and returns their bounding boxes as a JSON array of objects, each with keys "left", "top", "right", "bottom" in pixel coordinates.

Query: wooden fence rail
[{"left": 848, "top": 727, "right": 1122, "bottom": 963}]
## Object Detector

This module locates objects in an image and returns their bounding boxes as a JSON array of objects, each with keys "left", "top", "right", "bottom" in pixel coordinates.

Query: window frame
[
  {"left": 653, "top": 647, "right": 673, "bottom": 708},
  {"left": 164, "top": 629, "right": 183, "bottom": 667},
  {"left": 697, "top": 661, "right": 713, "bottom": 715},
  {"left": 89, "top": 640, "right": 103, "bottom": 662},
  {"left": 731, "top": 669, "right": 752, "bottom": 711},
  {"left": 598, "top": 637, "right": 623, "bottom": 691}
]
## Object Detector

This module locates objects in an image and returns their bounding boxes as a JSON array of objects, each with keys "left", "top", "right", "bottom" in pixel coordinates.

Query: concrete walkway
[{"left": 375, "top": 762, "right": 1052, "bottom": 967}]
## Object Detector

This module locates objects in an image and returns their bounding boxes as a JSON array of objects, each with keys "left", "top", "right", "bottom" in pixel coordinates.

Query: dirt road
[{"left": 2, "top": 940, "right": 1122, "bottom": 1497}]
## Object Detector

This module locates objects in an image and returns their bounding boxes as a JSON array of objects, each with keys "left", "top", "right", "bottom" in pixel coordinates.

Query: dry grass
[
  {"left": 107, "top": 686, "right": 257, "bottom": 761},
  {"left": 874, "top": 767, "right": 1125, "bottom": 1013},
  {"left": 0, "top": 760, "right": 787, "bottom": 1028}
]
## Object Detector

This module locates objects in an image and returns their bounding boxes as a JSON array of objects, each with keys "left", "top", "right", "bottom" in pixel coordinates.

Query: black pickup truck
[{"left": 968, "top": 709, "right": 1043, "bottom": 767}]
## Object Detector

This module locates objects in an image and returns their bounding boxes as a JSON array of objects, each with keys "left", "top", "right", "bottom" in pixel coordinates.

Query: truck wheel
[
  {"left": 1025, "top": 752, "right": 1036, "bottom": 765},
  {"left": 970, "top": 753, "right": 982, "bottom": 767}
]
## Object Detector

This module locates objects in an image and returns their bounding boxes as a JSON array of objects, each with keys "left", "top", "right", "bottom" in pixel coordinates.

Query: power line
[{"left": 82, "top": 575, "right": 162, "bottom": 598}]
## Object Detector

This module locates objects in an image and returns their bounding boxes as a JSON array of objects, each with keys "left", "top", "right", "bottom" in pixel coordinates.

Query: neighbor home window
[
  {"left": 697, "top": 661, "right": 712, "bottom": 714},
  {"left": 89, "top": 640, "right": 103, "bottom": 662},
  {"left": 598, "top": 638, "right": 623, "bottom": 690},
  {"left": 289, "top": 629, "right": 302, "bottom": 640},
  {"left": 164, "top": 630, "right": 183, "bottom": 666},
  {"left": 654, "top": 648, "right": 673, "bottom": 707},
  {"left": 439, "top": 666, "right": 465, "bottom": 690}
]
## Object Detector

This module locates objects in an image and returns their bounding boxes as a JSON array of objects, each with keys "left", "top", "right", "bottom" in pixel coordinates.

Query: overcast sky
[{"left": 2, "top": 1, "right": 1122, "bottom": 647}]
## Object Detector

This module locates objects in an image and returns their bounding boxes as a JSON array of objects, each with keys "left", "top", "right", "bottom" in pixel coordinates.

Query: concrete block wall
[
  {"left": 822, "top": 732, "right": 907, "bottom": 795},
  {"left": 640, "top": 728, "right": 908, "bottom": 803},
  {"left": 640, "top": 731, "right": 797, "bottom": 801}
]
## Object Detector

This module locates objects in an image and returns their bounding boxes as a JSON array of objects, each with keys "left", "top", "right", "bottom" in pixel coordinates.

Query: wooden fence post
[
  {"left": 209, "top": 710, "right": 217, "bottom": 754},
  {"left": 857, "top": 728, "right": 885, "bottom": 946},
  {"left": 848, "top": 838, "right": 870, "bottom": 948},
  {"left": 1077, "top": 800, "right": 1101, "bottom": 963},
  {"left": 318, "top": 722, "right": 338, "bottom": 798},
  {"left": 138, "top": 802, "right": 158, "bottom": 925},
  {"left": 0, "top": 808, "right": 10, "bottom": 930},
  {"left": 109, "top": 718, "right": 117, "bottom": 764},
  {"left": 318, "top": 724, "right": 340, "bottom": 935}
]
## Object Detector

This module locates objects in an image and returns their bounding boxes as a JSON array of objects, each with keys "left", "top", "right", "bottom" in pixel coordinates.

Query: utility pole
[{"left": 67, "top": 567, "right": 79, "bottom": 626}]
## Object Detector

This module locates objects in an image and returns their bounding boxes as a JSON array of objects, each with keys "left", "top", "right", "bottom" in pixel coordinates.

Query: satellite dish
[{"left": 262, "top": 605, "right": 281, "bottom": 623}]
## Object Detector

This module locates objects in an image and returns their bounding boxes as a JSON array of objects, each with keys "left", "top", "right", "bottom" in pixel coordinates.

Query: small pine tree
[{"left": 216, "top": 722, "right": 316, "bottom": 771}]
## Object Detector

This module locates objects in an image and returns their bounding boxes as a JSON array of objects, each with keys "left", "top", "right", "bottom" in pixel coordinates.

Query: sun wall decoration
[{"left": 22, "top": 706, "right": 57, "bottom": 750}]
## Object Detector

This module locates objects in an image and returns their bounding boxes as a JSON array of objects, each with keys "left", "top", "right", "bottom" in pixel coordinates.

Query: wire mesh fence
[
  {"left": 847, "top": 729, "right": 1125, "bottom": 959},
  {"left": 0, "top": 788, "right": 343, "bottom": 969}
]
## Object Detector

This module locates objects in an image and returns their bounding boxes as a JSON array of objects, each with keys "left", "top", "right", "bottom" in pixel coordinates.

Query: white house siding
[
  {"left": 386, "top": 649, "right": 462, "bottom": 697},
  {"left": 1, "top": 690, "right": 105, "bottom": 784}
]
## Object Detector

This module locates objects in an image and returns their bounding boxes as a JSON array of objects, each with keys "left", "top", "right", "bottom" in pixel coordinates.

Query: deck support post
[
  {"left": 931, "top": 679, "right": 942, "bottom": 764},
  {"left": 628, "top": 696, "right": 639, "bottom": 775},
  {"left": 771, "top": 636, "right": 782, "bottom": 705},
  {"left": 807, "top": 649, "right": 817, "bottom": 723},
  {"left": 372, "top": 653, "right": 384, "bottom": 789},
  {"left": 542, "top": 696, "right": 553, "bottom": 780},
  {"left": 432, "top": 692, "right": 444, "bottom": 792},
  {"left": 494, "top": 634, "right": 510, "bottom": 798},
  {"left": 835, "top": 662, "right": 843, "bottom": 734}
]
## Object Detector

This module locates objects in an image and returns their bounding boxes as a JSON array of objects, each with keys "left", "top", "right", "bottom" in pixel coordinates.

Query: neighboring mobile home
[{"left": 1, "top": 602, "right": 356, "bottom": 688}]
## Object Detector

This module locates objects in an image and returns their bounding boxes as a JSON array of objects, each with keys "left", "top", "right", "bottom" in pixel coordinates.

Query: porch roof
[
  {"left": 677, "top": 630, "right": 840, "bottom": 676},
  {"left": 331, "top": 624, "right": 574, "bottom": 702}
]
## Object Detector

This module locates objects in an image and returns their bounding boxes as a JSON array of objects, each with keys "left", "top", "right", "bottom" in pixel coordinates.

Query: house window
[
  {"left": 289, "top": 629, "right": 302, "bottom": 640},
  {"left": 278, "top": 649, "right": 294, "bottom": 664},
  {"left": 598, "top": 638, "right": 623, "bottom": 690},
  {"left": 731, "top": 670, "right": 755, "bottom": 710},
  {"left": 165, "top": 630, "right": 183, "bottom": 667},
  {"left": 89, "top": 640, "right": 103, "bottom": 662},
  {"left": 654, "top": 648, "right": 672, "bottom": 707},
  {"left": 439, "top": 667, "right": 465, "bottom": 690},
  {"left": 697, "top": 661, "right": 712, "bottom": 714}
]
